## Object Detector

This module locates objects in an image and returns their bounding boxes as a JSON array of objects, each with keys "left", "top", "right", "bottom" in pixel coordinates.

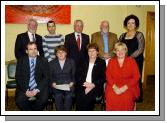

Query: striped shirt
[{"left": 42, "top": 34, "right": 64, "bottom": 62}]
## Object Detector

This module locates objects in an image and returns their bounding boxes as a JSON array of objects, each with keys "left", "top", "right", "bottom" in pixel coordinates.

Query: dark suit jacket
[
  {"left": 64, "top": 32, "right": 90, "bottom": 66},
  {"left": 91, "top": 32, "right": 118, "bottom": 58},
  {"left": 14, "top": 32, "right": 44, "bottom": 60},
  {"left": 15, "top": 56, "right": 49, "bottom": 103},
  {"left": 76, "top": 57, "right": 106, "bottom": 99},
  {"left": 49, "top": 58, "right": 76, "bottom": 86}
]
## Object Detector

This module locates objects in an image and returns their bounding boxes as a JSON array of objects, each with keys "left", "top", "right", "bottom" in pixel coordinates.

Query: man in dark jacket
[
  {"left": 14, "top": 18, "right": 44, "bottom": 60},
  {"left": 64, "top": 19, "right": 90, "bottom": 66},
  {"left": 15, "top": 42, "right": 49, "bottom": 111}
]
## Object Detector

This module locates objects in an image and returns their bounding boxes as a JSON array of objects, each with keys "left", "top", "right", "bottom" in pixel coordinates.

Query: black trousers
[
  {"left": 53, "top": 89, "right": 73, "bottom": 111},
  {"left": 76, "top": 91, "right": 95, "bottom": 111},
  {"left": 135, "top": 55, "right": 144, "bottom": 102},
  {"left": 16, "top": 97, "right": 47, "bottom": 111},
  {"left": 16, "top": 91, "right": 48, "bottom": 111}
]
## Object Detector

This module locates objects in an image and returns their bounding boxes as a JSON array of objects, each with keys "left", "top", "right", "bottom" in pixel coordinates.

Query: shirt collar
[
  {"left": 29, "top": 56, "right": 37, "bottom": 61},
  {"left": 28, "top": 31, "right": 35, "bottom": 35},
  {"left": 101, "top": 32, "right": 108, "bottom": 36},
  {"left": 74, "top": 32, "right": 81, "bottom": 37}
]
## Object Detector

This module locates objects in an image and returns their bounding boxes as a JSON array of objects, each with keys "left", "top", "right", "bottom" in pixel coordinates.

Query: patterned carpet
[{"left": 5, "top": 76, "right": 155, "bottom": 111}]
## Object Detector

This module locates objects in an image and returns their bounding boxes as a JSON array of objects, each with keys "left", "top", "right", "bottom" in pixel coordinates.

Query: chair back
[{"left": 7, "top": 62, "right": 16, "bottom": 79}]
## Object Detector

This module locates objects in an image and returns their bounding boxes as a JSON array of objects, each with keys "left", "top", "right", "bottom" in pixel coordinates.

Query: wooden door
[{"left": 143, "top": 12, "right": 155, "bottom": 88}]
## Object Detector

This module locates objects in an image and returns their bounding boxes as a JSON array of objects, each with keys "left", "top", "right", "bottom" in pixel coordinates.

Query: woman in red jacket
[{"left": 105, "top": 42, "right": 140, "bottom": 111}]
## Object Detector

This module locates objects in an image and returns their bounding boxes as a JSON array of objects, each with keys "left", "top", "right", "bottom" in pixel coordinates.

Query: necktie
[
  {"left": 77, "top": 34, "right": 80, "bottom": 50},
  {"left": 32, "top": 34, "right": 36, "bottom": 42},
  {"left": 29, "top": 59, "right": 37, "bottom": 90}
]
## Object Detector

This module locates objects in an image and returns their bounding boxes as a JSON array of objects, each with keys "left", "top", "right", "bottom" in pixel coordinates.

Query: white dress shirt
[
  {"left": 28, "top": 31, "right": 36, "bottom": 42},
  {"left": 86, "top": 63, "right": 94, "bottom": 83}
]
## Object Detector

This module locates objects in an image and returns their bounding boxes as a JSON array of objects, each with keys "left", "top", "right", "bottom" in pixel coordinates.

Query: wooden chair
[{"left": 6, "top": 61, "right": 17, "bottom": 106}]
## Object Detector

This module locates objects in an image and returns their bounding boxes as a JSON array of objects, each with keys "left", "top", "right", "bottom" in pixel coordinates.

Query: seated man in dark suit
[
  {"left": 14, "top": 18, "right": 44, "bottom": 60},
  {"left": 15, "top": 42, "right": 49, "bottom": 111}
]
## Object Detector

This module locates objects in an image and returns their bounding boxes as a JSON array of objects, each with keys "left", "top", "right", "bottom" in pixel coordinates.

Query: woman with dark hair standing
[{"left": 119, "top": 14, "right": 145, "bottom": 102}]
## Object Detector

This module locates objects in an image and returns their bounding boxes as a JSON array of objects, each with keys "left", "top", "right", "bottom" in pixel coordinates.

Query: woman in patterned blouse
[{"left": 119, "top": 14, "right": 145, "bottom": 102}]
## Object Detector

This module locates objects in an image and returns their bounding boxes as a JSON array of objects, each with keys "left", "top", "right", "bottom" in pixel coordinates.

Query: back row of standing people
[{"left": 14, "top": 18, "right": 118, "bottom": 65}]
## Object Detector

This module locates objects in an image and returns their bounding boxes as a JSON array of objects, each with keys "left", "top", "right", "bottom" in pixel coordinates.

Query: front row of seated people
[{"left": 15, "top": 42, "right": 140, "bottom": 111}]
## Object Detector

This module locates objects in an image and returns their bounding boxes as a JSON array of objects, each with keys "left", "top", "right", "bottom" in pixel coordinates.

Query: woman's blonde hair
[{"left": 113, "top": 42, "right": 128, "bottom": 54}]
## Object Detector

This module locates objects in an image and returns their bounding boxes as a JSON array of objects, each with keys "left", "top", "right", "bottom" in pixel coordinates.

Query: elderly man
[
  {"left": 91, "top": 20, "right": 118, "bottom": 61},
  {"left": 14, "top": 18, "right": 44, "bottom": 60}
]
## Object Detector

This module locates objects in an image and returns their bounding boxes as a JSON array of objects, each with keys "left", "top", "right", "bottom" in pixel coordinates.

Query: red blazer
[{"left": 105, "top": 56, "right": 140, "bottom": 111}]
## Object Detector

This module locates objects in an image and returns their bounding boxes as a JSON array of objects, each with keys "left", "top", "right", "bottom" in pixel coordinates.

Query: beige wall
[{"left": 5, "top": 5, "right": 154, "bottom": 61}]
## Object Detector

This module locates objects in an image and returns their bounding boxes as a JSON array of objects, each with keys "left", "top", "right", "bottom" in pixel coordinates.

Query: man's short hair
[
  {"left": 28, "top": 18, "right": 38, "bottom": 25},
  {"left": 47, "top": 20, "right": 55, "bottom": 27},
  {"left": 74, "top": 19, "right": 84, "bottom": 26},
  {"left": 26, "top": 42, "right": 37, "bottom": 50}
]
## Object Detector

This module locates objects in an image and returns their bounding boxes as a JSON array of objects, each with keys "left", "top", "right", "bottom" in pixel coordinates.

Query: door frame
[{"left": 143, "top": 11, "right": 155, "bottom": 89}]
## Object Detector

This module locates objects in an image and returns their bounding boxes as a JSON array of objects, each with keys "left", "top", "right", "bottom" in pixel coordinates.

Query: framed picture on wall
[{"left": 5, "top": 5, "right": 71, "bottom": 24}]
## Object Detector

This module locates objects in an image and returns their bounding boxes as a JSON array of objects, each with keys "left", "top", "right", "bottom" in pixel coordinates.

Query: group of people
[{"left": 14, "top": 14, "right": 145, "bottom": 111}]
